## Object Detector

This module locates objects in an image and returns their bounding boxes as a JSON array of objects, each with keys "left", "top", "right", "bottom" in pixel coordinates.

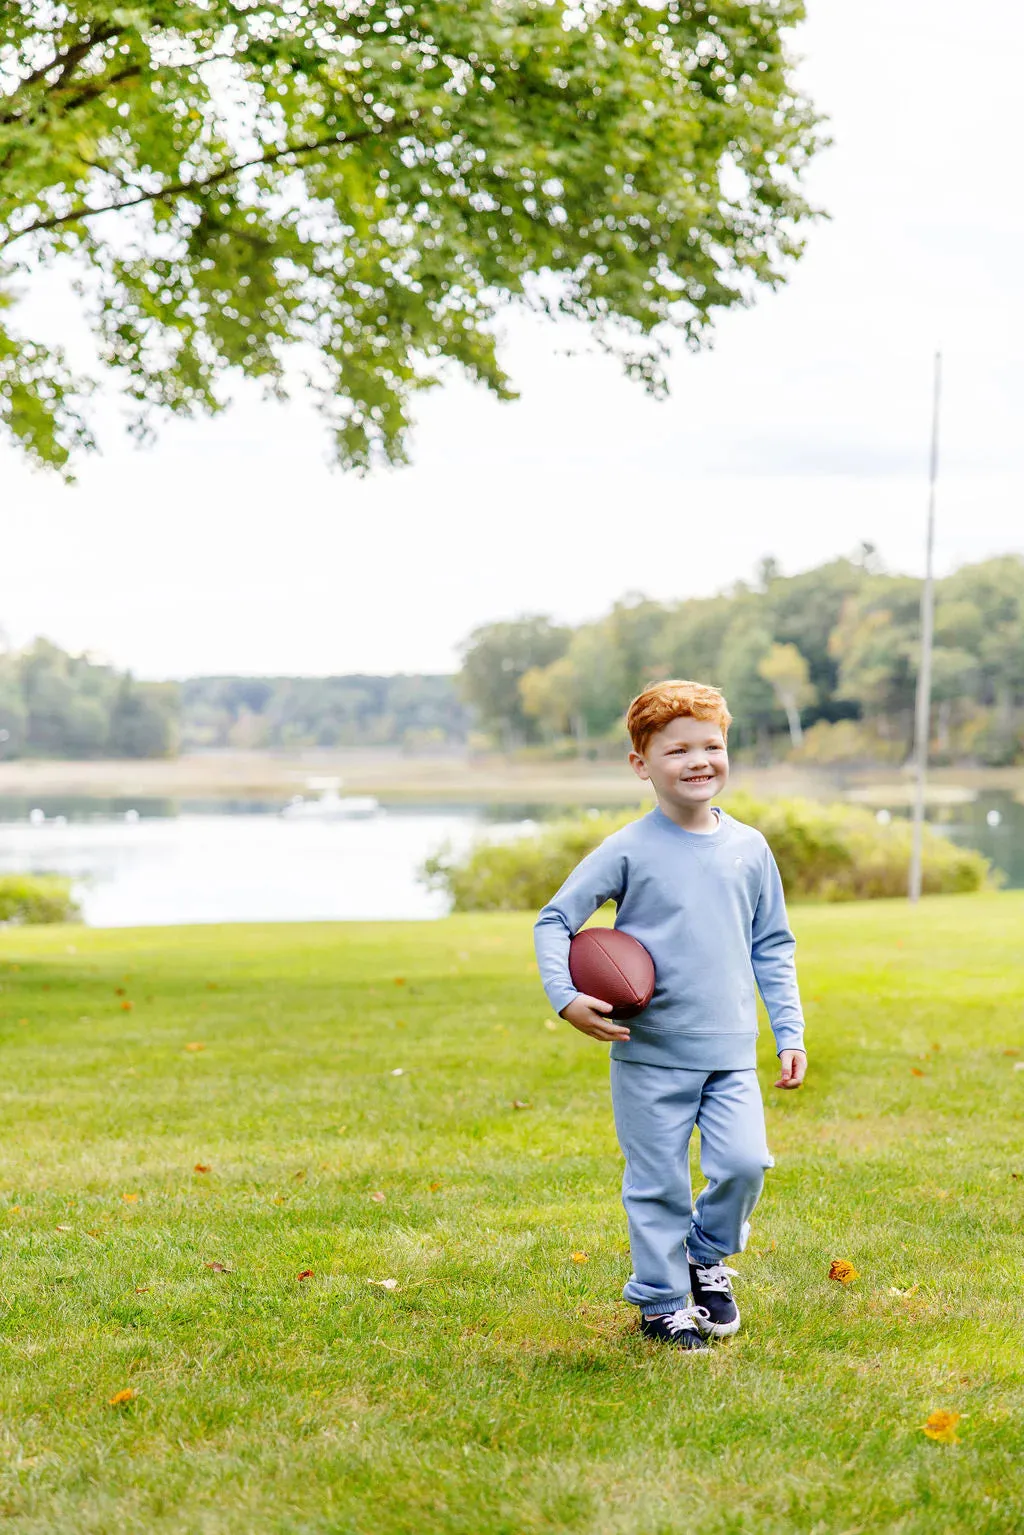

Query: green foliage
[
  {"left": 0, "top": 1, "right": 823, "bottom": 474},
  {"left": 180, "top": 672, "right": 470, "bottom": 750},
  {"left": 463, "top": 552, "right": 1024, "bottom": 766},
  {"left": 1, "top": 902, "right": 1024, "bottom": 1529},
  {"left": 421, "top": 795, "right": 993, "bottom": 911},
  {"left": 0, "top": 638, "right": 177, "bottom": 759},
  {"left": 0, "top": 872, "right": 80, "bottom": 923},
  {"left": 458, "top": 616, "right": 571, "bottom": 749}
]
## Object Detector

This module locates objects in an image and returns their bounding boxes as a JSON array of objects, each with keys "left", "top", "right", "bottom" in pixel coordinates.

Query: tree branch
[
  {"left": 0, "top": 121, "right": 413, "bottom": 251},
  {"left": 0, "top": 24, "right": 122, "bottom": 123}
]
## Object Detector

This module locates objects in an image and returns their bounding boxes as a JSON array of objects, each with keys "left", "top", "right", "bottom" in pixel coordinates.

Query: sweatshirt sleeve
[
  {"left": 533, "top": 841, "right": 627, "bottom": 1016},
  {"left": 751, "top": 842, "right": 806, "bottom": 1056}
]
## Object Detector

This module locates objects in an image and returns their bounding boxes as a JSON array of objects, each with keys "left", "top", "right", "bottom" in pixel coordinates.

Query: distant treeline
[
  {"left": 0, "top": 640, "right": 177, "bottom": 759},
  {"left": 180, "top": 674, "right": 472, "bottom": 751},
  {"left": 4, "top": 550, "right": 1023, "bottom": 765},
  {"left": 457, "top": 550, "right": 1024, "bottom": 766}
]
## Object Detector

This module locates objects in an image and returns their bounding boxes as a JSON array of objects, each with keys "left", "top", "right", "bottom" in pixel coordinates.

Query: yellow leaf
[
  {"left": 122, "top": 1193, "right": 139, "bottom": 1203},
  {"left": 108, "top": 1389, "right": 136, "bottom": 1406},
  {"left": 55, "top": 1224, "right": 73, "bottom": 1232},
  {"left": 185, "top": 1042, "right": 205, "bottom": 1052},
  {"left": 370, "top": 1190, "right": 386, "bottom": 1203},
  {"left": 828, "top": 1259, "right": 859, "bottom": 1284},
  {"left": 571, "top": 1251, "right": 589, "bottom": 1263},
  {"left": 194, "top": 1164, "right": 211, "bottom": 1174},
  {"left": 922, "top": 1409, "right": 960, "bottom": 1443},
  {"left": 543, "top": 1018, "right": 559, "bottom": 1031}
]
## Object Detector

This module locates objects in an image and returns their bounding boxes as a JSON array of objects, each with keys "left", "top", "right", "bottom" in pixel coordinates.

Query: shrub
[
  {"left": 419, "top": 796, "right": 994, "bottom": 912},
  {"left": 0, "top": 874, "right": 81, "bottom": 924}
]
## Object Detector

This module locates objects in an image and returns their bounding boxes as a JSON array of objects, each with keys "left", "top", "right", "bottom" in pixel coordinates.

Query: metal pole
[{"left": 909, "top": 351, "right": 942, "bottom": 903}]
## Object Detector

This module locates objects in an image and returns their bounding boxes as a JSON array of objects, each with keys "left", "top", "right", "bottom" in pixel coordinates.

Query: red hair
[{"left": 626, "top": 679, "right": 732, "bottom": 756}]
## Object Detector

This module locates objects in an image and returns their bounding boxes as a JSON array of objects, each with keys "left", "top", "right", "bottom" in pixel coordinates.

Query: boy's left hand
[{"left": 774, "top": 1050, "right": 807, "bottom": 1090}]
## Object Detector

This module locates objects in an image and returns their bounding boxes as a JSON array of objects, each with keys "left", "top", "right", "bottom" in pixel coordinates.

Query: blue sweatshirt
[{"left": 533, "top": 803, "right": 805, "bottom": 1070}]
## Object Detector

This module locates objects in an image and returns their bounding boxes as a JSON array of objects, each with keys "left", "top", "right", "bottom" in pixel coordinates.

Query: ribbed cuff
[{"left": 640, "top": 1296, "right": 692, "bottom": 1317}]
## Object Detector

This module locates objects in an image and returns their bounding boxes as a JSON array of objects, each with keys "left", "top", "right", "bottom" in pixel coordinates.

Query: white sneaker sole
[{"left": 695, "top": 1311, "right": 741, "bottom": 1339}]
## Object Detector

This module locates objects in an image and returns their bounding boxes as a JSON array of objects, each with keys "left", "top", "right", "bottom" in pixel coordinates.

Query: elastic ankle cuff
[{"left": 640, "top": 1297, "right": 691, "bottom": 1317}]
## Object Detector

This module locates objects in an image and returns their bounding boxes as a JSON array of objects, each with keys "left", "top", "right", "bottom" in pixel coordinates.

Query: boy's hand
[
  {"left": 560, "top": 994, "right": 631, "bottom": 1043},
  {"left": 774, "top": 1049, "right": 807, "bottom": 1089}
]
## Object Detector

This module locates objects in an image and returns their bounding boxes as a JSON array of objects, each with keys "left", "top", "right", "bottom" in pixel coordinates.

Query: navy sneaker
[
  {"left": 688, "top": 1259, "right": 740, "bottom": 1338},
  {"left": 639, "top": 1305, "right": 711, "bottom": 1350}
]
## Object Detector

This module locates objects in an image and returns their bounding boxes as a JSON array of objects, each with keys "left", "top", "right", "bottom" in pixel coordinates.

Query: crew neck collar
[{"left": 651, "top": 803, "right": 728, "bottom": 839}]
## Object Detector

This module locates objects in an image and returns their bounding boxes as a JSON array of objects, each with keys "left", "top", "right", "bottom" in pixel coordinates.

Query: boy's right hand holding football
[{"left": 559, "top": 994, "right": 632, "bottom": 1042}]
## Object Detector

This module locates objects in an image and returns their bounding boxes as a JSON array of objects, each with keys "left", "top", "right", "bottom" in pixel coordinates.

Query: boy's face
[{"left": 628, "top": 714, "right": 729, "bottom": 809}]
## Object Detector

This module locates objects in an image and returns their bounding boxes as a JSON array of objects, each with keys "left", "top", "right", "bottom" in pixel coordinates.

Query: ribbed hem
[
  {"left": 610, "top": 1029, "right": 758, "bottom": 1071},
  {"left": 640, "top": 1297, "right": 692, "bottom": 1317}
]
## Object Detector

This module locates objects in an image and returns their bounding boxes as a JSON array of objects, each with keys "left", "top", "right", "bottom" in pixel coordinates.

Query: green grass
[{"left": 1, "top": 895, "right": 1023, "bottom": 1533}]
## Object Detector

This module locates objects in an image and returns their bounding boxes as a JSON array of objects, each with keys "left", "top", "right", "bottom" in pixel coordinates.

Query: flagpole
[{"left": 909, "top": 351, "right": 942, "bottom": 904}]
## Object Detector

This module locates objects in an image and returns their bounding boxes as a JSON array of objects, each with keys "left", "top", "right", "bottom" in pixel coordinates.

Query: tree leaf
[{"left": 827, "top": 1259, "right": 859, "bottom": 1284}]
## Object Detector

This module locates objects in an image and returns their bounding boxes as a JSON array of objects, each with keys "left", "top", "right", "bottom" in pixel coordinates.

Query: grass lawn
[{"left": 1, "top": 893, "right": 1023, "bottom": 1533}]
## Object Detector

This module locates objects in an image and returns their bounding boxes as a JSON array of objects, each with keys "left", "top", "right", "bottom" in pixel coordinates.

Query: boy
[{"left": 533, "top": 680, "right": 807, "bottom": 1351}]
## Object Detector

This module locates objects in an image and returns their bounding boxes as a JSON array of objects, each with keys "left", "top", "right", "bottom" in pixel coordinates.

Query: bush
[
  {"left": 419, "top": 796, "right": 994, "bottom": 912},
  {"left": 0, "top": 874, "right": 81, "bottom": 924}
]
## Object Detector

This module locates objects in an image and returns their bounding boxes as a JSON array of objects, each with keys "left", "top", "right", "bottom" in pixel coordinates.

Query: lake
[{"left": 0, "top": 791, "right": 1021, "bottom": 926}]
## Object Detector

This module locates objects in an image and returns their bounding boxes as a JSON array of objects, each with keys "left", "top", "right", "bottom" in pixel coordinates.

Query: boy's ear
[{"left": 628, "top": 751, "right": 650, "bottom": 780}]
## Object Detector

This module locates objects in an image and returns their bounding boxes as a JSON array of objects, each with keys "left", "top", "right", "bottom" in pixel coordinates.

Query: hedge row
[
  {"left": 0, "top": 875, "right": 81, "bottom": 925},
  {"left": 420, "top": 795, "right": 994, "bottom": 912}
]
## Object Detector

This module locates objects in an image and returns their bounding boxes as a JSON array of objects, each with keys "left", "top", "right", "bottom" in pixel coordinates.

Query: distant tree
[
  {"left": 458, "top": 617, "right": 570, "bottom": 750},
  {"left": 1, "top": 2, "right": 823, "bottom": 475},
  {"left": 106, "top": 677, "right": 178, "bottom": 757},
  {"left": 757, "top": 642, "right": 816, "bottom": 747},
  {"left": 717, "top": 611, "right": 775, "bottom": 750}
]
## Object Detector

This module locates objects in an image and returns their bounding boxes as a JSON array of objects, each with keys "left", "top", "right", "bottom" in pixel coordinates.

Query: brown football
[{"left": 568, "top": 927, "right": 656, "bottom": 1020}]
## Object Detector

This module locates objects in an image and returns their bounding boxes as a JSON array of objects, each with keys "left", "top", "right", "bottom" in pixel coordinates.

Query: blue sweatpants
[{"left": 609, "top": 1060, "right": 775, "bottom": 1315}]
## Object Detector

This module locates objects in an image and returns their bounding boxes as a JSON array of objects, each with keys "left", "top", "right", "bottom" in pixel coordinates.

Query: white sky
[{"left": 3, "top": 0, "right": 1022, "bottom": 680}]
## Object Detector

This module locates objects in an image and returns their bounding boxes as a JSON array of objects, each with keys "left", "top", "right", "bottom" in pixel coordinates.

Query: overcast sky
[{"left": 4, "top": 0, "right": 1022, "bottom": 680}]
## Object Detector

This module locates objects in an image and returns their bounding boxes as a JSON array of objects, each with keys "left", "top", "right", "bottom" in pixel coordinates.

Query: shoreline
[{"left": 0, "top": 750, "right": 1021, "bottom": 806}]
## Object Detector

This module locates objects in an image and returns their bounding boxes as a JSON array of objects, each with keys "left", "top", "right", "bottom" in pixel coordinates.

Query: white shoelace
[
  {"left": 693, "top": 1262, "right": 738, "bottom": 1294},
  {"left": 659, "top": 1304, "right": 710, "bottom": 1336}
]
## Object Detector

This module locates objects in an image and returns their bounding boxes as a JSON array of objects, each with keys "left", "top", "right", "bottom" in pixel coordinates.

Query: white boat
[{"left": 280, "top": 778, "right": 381, "bottom": 820}]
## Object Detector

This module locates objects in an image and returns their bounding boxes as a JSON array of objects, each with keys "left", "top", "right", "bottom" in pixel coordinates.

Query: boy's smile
[{"left": 627, "top": 715, "right": 729, "bottom": 829}]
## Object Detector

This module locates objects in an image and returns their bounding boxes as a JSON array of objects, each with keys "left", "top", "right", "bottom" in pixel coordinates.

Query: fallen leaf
[
  {"left": 888, "top": 1284, "right": 920, "bottom": 1297},
  {"left": 122, "top": 1193, "right": 139, "bottom": 1203},
  {"left": 135, "top": 1286, "right": 150, "bottom": 1294},
  {"left": 1003, "top": 1048, "right": 1020, "bottom": 1056},
  {"left": 922, "top": 1409, "right": 960, "bottom": 1443},
  {"left": 121, "top": 1000, "right": 133, "bottom": 1011},
  {"left": 571, "top": 1251, "right": 589, "bottom": 1263},
  {"left": 370, "top": 1191, "right": 386, "bottom": 1203},
  {"left": 293, "top": 1169, "right": 306, "bottom": 1181},
  {"left": 108, "top": 1389, "right": 136, "bottom": 1407},
  {"left": 206, "top": 982, "right": 218, "bottom": 991},
  {"left": 393, "top": 976, "right": 406, "bottom": 986},
  {"left": 367, "top": 1277, "right": 399, "bottom": 1290},
  {"left": 512, "top": 1099, "right": 531, "bottom": 1110},
  {"left": 55, "top": 1224, "right": 73, "bottom": 1232},
  {"left": 390, "top": 1067, "right": 404, "bottom": 1077},
  {"left": 194, "top": 1163, "right": 211, "bottom": 1174},
  {"left": 1012, "top": 1173, "right": 1021, "bottom": 1180},
  {"left": 297, "top": 1269, "right": 314, "bottom": 1281},
  {"left": 828, "top": 1259, "right": 859, "bottom": 1284},
  {"left": 204, "top": 1261, "right": 231, "bottom": 1273},
  {"left": 272, "top": 1195, "right": 287, "bottom": 1205},
  {"left": 429, "top": 1181, "right": 442, "bottom": 1191},
  {"left": 10, "top": 1205, "right": 20, "bottom": 1213},
  {"left": 931, "top": 1042, "right": 941, "bottom": 1051},
  {"left": 910, "top": 1067, "right": 925, "bottom": 1077},
  {"left": 114, "top": 987, "right": 126, "bottom": 997},
  {"left": 185, "top": 1042, "right": 205, "bottom": 1052},
  {"left": 1014, "top": 1062, "right": 1024, "bottom": 1073},
  {"left": 543, "top": 1018, "right": 559, "bottom": 1031}
]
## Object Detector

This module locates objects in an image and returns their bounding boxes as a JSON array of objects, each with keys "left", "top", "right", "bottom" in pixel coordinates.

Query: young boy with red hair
[{"left": 534, "top": 680, "right": 807, "bottom": 1350}]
